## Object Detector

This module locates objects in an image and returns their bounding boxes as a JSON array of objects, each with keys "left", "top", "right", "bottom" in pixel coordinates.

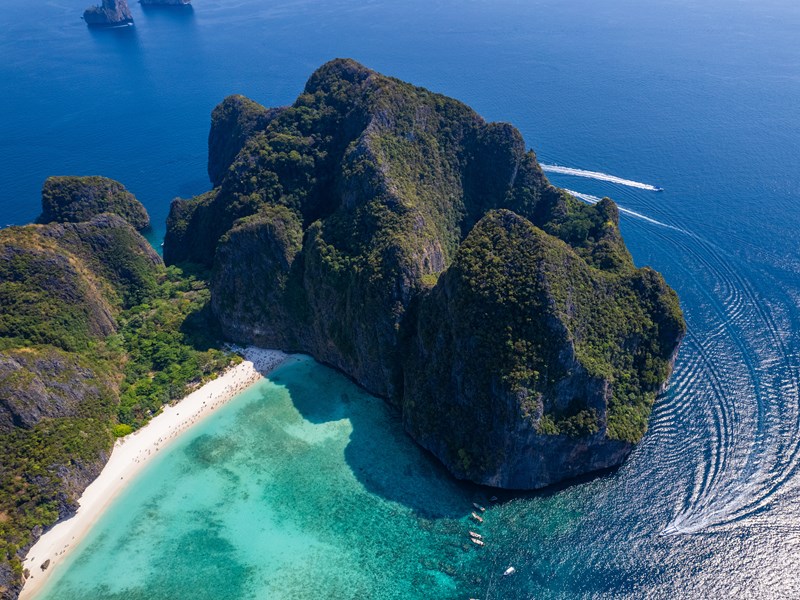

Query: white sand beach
[{"left": 18, "top": 346, "right": 288, "bottom": 599}]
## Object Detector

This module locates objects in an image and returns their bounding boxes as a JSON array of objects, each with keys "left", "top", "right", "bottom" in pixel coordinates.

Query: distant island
[
  {"left": 0, "top": 60, "right": 683, "bottom": 599},
  {"left": 83, "top": 0, "right": 133, "bottom": 27}
]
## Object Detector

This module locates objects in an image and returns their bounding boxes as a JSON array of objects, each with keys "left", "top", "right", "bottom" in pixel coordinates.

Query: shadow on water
[
  {"left": 86, "top": 22, "right": 148, "bottom": 76},
  {"left": 139, "top": 4, "right": 196, "bottom": 23},
  {"left": 267, "top": 356, "right": 487, "bottom": 520},
  {"left": 87, "top": 22, "right": 141, "bottom": 50}
]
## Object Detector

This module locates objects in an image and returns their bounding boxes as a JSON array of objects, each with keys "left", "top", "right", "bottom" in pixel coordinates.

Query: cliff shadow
[
  {"left": 268, "top": 356, "right": 491, "bottom": 520},
  {"left": 178, "top": 299, "right": 226, "bottom": 352}
]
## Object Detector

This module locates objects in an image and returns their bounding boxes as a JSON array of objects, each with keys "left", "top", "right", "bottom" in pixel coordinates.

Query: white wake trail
[
  {"left": 542, "top": 164, "right": 663, "bottom": 192},
  {"left": 565, "top": 189, "right": 684, "bottom": 232}
]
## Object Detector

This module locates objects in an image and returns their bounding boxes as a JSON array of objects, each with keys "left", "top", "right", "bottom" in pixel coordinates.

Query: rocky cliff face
[
  {"left": 0, "top": 201, "right": 160, "bottom": 599},
  {"left": 207, "top": 96, "right": 286, "bottom": 189},
  {"left": 165, "top": 59, "right": 685, "bottom": 489},
  {"left": 402, "top": 210, "right": 683, "bottom": 488},
  {"left": 83, "top": 0, "right": 133, "bottom": 26},
  {"left": 0, "top": 348, "right": 116, "bottom": 432},
  {"left": 38, "top": 176, "right": 150, "bottom": 231}
]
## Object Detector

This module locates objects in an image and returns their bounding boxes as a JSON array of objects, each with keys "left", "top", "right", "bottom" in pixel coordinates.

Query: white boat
[
  {"left": 469, "top": 531, "right": 483, "bottom": 539},
  {"left": 503, "top": 566, "right": 516, "bottom": 577},
  {"left": 470, "top": 512, "right": 484, "bottom": 523},
  {"left": 472, "top": 502, "right": 486, "bottom": 512},
  {"left": 471, "top": 537, "right": 485, "bottom": 546}
]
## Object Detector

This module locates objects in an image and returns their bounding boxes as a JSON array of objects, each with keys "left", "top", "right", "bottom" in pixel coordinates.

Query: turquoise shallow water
[
  {"left": 4, "top": 0, "right": 800, "bottom": 597},
  {"left": 35, "top": 357, "right": 502, "bottom": 599}
]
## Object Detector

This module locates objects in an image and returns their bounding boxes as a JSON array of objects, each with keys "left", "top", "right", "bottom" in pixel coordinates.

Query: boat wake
[
  {"left": 643, "top": 225, "right": 800, "bottom": 537},
  {"left": 541, "top": 164, "right": 663, "bottom": 191},
  {"left": 564, "top": 182, "right": 800, "bottom": 537},
  {"left": 564, "top": 189, "right": 682, "bottom": 231}
]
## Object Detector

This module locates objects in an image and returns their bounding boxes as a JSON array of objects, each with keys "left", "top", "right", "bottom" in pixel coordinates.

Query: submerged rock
[
  {"left": 83, "top": 0, "right": 133, "bottom": 27},
  {"left": 165, "top": 59, "right": 686, "bottom": 489}
]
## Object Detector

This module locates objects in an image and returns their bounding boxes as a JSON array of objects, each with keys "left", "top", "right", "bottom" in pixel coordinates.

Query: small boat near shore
[
  {"left": 503, "top": 566, "right": 516, "bottom": 576},
  {"left": 472, "top": 502, "right": 486, "bottom": 512},
  {"left": 470, "top": 511, "right": 484, "bottom": 523},
  {"left": 469, "top": 531, "right": 483, "bottom": 539},
  {"left": 471, "top": 537, "right": 485, "bottom": 546}
]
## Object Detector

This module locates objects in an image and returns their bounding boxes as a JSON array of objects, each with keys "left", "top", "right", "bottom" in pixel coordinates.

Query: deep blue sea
[{"left": 3, "top": 0, "right": 800, "bottom": 597}]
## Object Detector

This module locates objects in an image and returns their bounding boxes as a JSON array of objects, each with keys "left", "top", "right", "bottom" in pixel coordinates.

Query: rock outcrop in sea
[
  {"left": 83, "top": 0, "right": 134, "bottom": 27},
  {"left": 165, "top": 59, "right": 686, "bottom": 490}
]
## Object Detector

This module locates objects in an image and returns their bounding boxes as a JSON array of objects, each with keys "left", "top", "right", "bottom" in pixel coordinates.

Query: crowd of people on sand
[{"left": 122, "top": 349, "right": 289, "bottom": 469}]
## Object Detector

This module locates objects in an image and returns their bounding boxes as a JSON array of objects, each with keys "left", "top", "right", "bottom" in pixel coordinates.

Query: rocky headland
[
  {"left": 0, "top": 58, "right": 684, "bottom": 600},
  {"left": 165, "top": 58, "right": 685, "bottom": 490},
  {"left": 37, "top": 176, "right": 150, "bottom": 231},
  {"left": 0, "top": 183, "right": 232, "bottom": 599}
]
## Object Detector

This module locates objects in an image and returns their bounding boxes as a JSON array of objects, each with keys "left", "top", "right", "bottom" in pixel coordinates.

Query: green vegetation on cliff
[
  {"left": 38, "top": 176, "right": 150, "bottom": 231},
  {"left": 403, "top": 210, "right": 684, "bottom": 483},
  {"left": 166, "top": 58, "right": 684, "bottom": 489},
  {"left": 0, "top": 192, "right": 233, "bottom": 598},
  {"left": 0, "top": 59, "right": 684, "bottom": 598}
]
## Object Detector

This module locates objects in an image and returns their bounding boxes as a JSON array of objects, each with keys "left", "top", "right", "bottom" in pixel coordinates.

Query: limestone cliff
[
  {"left": 165, "top": 59, "right": 685, "bottom": 490},
  {"left": 207, "top": 96, "right": 285, "bottom": 189},
  {"left": 0, "top": 212, "right": 159, "bottom": 599},
  {"left": 38, "top": 176, "right": 150, "bottom": 231},
  {"left": 403, "top": 210, "right": 684, "bottom": 488},
  {"left": 0, "top": 171, "right": 236, "bottom": 599},
  {"left": 83, "top": 0, "right": 133, "bottom": 26}
]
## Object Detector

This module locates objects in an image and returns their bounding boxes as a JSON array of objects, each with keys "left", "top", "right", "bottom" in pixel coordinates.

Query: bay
[{"left": 2, "top": 0, "right": 800, "bottom": 597}]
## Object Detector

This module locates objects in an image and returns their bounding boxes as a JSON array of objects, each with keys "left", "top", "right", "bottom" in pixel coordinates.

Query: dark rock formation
[
  {"left": 403, "top": 209, "right": 684, "bottom": 488},
  {"left": 208, "top": 96, "right": 285, "bottom": 188},
  {"left": 165, "top": 59, "right": 685, "bottom": 490},
  {"left": 38, "top": 176, "right": 150, "bottom": 231},
  {"left": 0, "top": 348, "right": 116, "bottom": 432},
  {"left": 83, "top": 0, "right": 134, "bottom": 27}
]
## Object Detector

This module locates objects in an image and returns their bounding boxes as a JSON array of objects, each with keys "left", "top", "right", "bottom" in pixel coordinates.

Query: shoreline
[{"left": 18, "top": 346, "right": 289, "bottom": 599}]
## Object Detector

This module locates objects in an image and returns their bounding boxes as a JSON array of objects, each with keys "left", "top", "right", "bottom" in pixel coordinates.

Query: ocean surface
[{"left": 3, "top": 0, "right": 800, "bottom": 597}]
